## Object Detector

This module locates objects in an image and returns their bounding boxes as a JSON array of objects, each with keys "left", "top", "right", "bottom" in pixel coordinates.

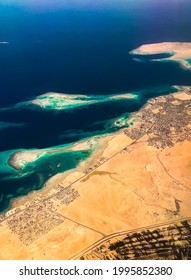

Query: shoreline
[
  {"left": 7, "top": 134, "right": 102, "bottom": 171},
  {"left": 5, "top": 84, "right": 190, "bottom": 210},
  {"left": 6, "top": 84, "right": 179, "bottom": 173},
  {"left": 130, "top": 42, "right": 191, "bottom": 70},
  {"left": 8, "top": 129, "right": 133, "bottom": 212},
  {"left": 0, "top": 85, "right": 191, "bottom": 259},
  {"left": 3, "top": 83, "right": 186, "bottom": 212}
]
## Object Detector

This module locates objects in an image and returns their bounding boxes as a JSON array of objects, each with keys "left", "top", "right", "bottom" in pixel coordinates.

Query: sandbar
[{"left": 130, "top": 42, "right": 191, "bottom": 69}]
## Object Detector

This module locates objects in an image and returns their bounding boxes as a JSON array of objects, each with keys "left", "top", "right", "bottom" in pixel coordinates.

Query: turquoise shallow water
[
  {"left": 0, "top": 147, "right": 92, "bottom": 212},
  {"left": 0, "top": 85, "right": 180, "bottom": 212}
]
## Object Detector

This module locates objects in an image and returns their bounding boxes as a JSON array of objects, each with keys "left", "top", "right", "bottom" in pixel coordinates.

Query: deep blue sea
[{"left": 1, "top": 0, "right": 191, "bottom": 212}]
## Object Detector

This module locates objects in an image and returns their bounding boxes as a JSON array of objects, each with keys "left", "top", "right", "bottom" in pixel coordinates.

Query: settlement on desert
[{"left": 0, "top": 85, "right": 191, "bottom": 260}]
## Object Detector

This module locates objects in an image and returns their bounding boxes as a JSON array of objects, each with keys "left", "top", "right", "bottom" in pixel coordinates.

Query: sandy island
[
  {"left": 32, "top": 92, "right": 95, "bottom": 110},
  {"left": 130, "top": 42, "right": 191, "bottom": 69},
  {"left": 31, "top": 92, "right": 137, "bottom": 110}
]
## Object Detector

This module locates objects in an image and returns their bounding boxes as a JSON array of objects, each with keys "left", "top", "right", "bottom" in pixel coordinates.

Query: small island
[
  {"left": 130, "top": 42, "right": 191, "bottom": 70},
  {"left": 31, "top": 92, "right": 137, "bottom": 111}
]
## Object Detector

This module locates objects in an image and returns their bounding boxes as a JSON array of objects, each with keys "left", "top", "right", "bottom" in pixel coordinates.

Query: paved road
[{"left": 70, "top": 216, "right": 191, "bottom": 259}]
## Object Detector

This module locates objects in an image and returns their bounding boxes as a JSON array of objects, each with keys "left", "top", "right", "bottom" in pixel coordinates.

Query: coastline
[
  {"left": 4, "top": 84, "right": 191, "bottom": 211},
  {"left": 0, "top": 86, "right": 190, "bottom": 259},
  {"left": 7, "top": 135, "right": 101, "bottom": 171}
]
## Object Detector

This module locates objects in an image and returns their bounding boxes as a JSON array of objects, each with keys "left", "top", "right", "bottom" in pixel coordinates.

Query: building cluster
[
  {"left": 6, "top": 205, "right": 64, "bottom": 246},
  {"left": 124, "top": 88, "right": 191, "bottom": 149}
]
